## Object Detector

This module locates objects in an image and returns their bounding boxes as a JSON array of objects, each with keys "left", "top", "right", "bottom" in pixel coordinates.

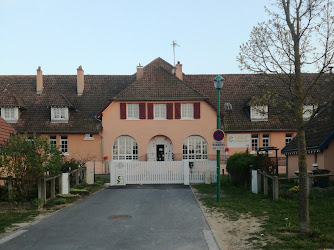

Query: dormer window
[
  {"left": 0, "top": 107, "right": 19, "bottom": 123},
  {"left": 51, "top": 107, "right": 69, "bottom": 123},
  {"left": 303, "top": 104, "right": 317, "bottom": 121},
  {"left": 250, "top": 105, "right": 268, "bottom": 121}
]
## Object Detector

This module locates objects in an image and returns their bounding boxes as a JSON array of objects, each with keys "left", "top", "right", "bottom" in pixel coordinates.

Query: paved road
[{"left": 0, "top": 185, "right": 218, "bottom": 250}]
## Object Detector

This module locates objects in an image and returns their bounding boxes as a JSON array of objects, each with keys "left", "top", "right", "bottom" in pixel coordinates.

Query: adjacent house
[
  {"left": 0, "top": 117, "right": 16, "bottom": 146},
  {"left": 1, "top": 57, "right": 331, "bottom": 173},
  {"left": 282, "top": 106, "right": 334, "bottom": 176}
]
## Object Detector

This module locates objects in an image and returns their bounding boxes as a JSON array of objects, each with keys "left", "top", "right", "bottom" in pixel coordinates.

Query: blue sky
[{"left": 0, "top": 0, "right": 270, "bottom": 75}]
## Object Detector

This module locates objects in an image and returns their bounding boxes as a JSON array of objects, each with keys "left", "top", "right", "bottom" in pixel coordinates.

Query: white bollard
[
  {"left": 251, "top": 170, "right": 258, "bottom": 194},
  {"left": 205, "top": 170, "right": 211, "bottom": 184},
  {"left": 86, "top": 168, "right": 94, "bottom": 185},
  {"left": 61, "top": 173, "right": 69, "bottom": 194}
]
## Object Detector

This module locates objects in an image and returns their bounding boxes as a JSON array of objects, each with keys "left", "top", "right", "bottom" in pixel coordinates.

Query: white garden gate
[{"left": 110, "top": 161, "right": 218, "bottom": 186}]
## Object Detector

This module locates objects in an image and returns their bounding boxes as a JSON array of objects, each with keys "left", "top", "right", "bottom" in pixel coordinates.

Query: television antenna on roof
[{"left": 171, "top": 40, "right": 180, "bottom": 67}]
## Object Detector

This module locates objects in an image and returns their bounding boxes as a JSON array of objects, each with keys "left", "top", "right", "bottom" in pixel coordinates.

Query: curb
[{"left": 190, "top": 185, "right": 222, "bottom": 250}]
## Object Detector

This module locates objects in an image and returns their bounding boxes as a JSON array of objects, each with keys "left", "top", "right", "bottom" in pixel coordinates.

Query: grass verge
[
  {"left": 193, "top": 176, "right": 334, "bottom": 249},
  {"left": 0, "top": 211, "right": 39, "bottom": 234}
]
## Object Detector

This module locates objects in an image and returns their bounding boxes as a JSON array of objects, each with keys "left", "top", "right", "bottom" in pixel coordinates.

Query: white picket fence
[{"left": 110, "top": 160, "right": 218, "bottom": 185}]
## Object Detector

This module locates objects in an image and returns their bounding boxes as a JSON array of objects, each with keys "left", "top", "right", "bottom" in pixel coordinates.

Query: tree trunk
[{"left": 297, "top": 111, "right": 310, "bottom": 235}]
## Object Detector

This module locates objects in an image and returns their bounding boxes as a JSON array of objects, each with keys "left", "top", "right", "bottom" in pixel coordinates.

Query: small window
[
  {"left": 127, "top": 104, "right": 139, "bottom": 120},
  {"left": 27, "top": 136, "right": 34, "bottom": 145},
  {"left": 303, "top": 105, "right": 317, "bottom": 121},
  {"left": 60, "top": 135, "right": 68, "bottom": 155},
  {"left": 1, "top": 107, "right": 18, "bottom": 123},
  {"left": 84, "top": 134, "right": 94, "bottom": 140},
  {"left": 49, "top": 136, "right": 57, "bottom": 148},
  {"left": 251, "top": 134, "right": 259, "bottom": 153},
  {"left": 250, "top": 105, "right": 268, "bottom": 121},
  {"left": 285, "top": 133, "right": 293, "bottom": 145},
  {"left": 51, "top": 107, "right": 69, "bottom": 122},
  {"left": 262, "top": 134, "right": 270, "bottom": 147},
  {"left": 154, "top": 104, "right": 166, "bottom": 120},
  {"left": 181, "top": 103, "right": 194, "bottom": 120}
]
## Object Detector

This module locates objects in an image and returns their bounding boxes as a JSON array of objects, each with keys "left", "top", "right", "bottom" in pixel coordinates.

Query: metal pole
[{"left": 217, "top": 88, "right": 221, "bottom": 203}]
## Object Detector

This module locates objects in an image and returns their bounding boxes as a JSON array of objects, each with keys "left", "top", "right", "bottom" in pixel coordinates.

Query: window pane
[
  {"left": 181, "top": 104, "right": 194, "bottom": 119},
  {"left": 128, "top": 104, "right": 139, "bottom": 119},
  {"left": 112, "top": 136, "right": 138, "bottom": 160},
  {"left": 183, "top": 135, "right": 208, "bottom": 160},
  {"left": 60, "top": 136, "right": 68, "bottom": 153}
]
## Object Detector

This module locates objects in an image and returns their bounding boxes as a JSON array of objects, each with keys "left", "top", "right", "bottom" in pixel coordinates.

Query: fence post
[
  {"left": 257, "top": 170, "right": 262, "bottom": 193},
  {"left": 51, "top": 177, "right": 55, "bottom": 199},
  {"left": 184, "top": 161, "right": 190, "bottom": 185},
  {"left": 38, "top": 177, "right": 46, "bottom": 201},
  {"left": 273, "top": 176, "right": 279, "bottom": 200},
  {"left": 264, "top": 175, "right": 268, "bottom": 196},
  {"left": 7, "top": 176, "right": 13, "bottom": 200}
]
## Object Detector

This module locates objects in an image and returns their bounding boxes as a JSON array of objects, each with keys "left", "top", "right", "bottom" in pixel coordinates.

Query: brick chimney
[
  {"left": 77, "top": 65, "right": 84, "bottom": 95},
  {"left": 176, "top": 61, "right": 183, "bottom": 81},
  {"left": 36, "top": 66, "right": 43, "bottom": 94},
  {"left": 137, "top": 63, "right": 144, "bottom": 80}
]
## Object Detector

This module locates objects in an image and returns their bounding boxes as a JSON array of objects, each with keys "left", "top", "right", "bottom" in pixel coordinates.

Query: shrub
[
  {"left": 226, "top": 151, "right": 257, "bottom": 187},
  {"left": 56, "top": 193, "right": 79, "bottom": 198},
  {"left": 53, "top": 198, "right": 67, "bottom": 205},
  {"left": 31, "top": 198, "right": 44, "bottom": 209},
  {"left": 0, "top": 186, "right": 8, "bottom": 201}
]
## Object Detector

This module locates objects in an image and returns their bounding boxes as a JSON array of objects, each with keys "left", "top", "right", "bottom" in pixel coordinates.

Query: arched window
[
  {"left": 112, "top": 136, "right": 138, "bottom": 160},
  {"left": 183, "top": 136, "right": 208, "bottom": 160}
]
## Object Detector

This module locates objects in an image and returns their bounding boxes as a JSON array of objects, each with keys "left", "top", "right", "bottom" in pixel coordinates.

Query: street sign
[
  {"left": 212, "top": 141, "right": 226, "bottom": 150},
  {"left": 213, "top": 129, "right": 225, "bottom": 141}
]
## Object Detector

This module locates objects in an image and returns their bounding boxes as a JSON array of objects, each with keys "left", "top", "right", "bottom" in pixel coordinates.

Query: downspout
[{"left": 99, "top": 132, "right": 104, "bottom": 162}]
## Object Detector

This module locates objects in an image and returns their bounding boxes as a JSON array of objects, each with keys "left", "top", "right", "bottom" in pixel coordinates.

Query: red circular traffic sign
[{"left": 213, "top": 130, "right": 225, "bottom": 141}]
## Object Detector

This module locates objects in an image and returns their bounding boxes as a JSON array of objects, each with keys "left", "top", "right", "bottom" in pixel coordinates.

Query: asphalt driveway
[{"left": 0, "top": 185, "right": 218, "bottom": 250}]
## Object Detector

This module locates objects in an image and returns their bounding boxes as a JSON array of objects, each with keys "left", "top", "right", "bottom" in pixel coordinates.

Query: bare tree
[{"left": 238, "top": 0, "right": 334, "bottom": 235}]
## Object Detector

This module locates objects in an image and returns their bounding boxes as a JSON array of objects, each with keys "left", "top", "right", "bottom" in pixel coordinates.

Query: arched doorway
[{"left": 147, "top": 136, "right": 173, "bottom": 161}]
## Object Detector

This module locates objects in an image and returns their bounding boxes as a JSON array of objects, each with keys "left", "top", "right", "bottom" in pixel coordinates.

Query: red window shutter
[
  {"left": 167, "top": 103, "right": 173, "bottom": 119},
  {"left": 147, "top": 103, "right": 153, "bottom": 119},
  {"left": 175, "top": 103, "right": 181, "bottom": 119},
  {"left": 194, "top": 102, "right": 200, "bottom": 119},
  {"left": 139, "top": 103, "right": 146, "bottom": 119},
  {"left": 120, "top": 103, "right": 126, "bottom": 119}
]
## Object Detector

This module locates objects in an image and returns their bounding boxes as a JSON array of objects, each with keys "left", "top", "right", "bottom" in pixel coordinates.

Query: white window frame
[
  {"left": 127, "top": 104, "right": 139, "bottom": 120},
  {"left": 285, "top": 133, "right": 293, "bottom": 145},
  {"left": 60, "top": 135, "right": 68, "bottom": 155},
  {"left": 262, "top": 134, "right": 270, "bottom": 147},
  {"left": 251, "top": 134, "right": 259, "bottom": 154},
  {"left": 84, "top": 134, "right": 94, "bottom": 141},
  {"left": 112, "top": 136, "right": 138, "bottom": 161},
  {"left": 1, "top": 107, "right": 19, "bottom": 123},
  {"left": 51, "top": 107, "right": 69, "bottom": 123},
  {"left": 154, "top": 104, "right": 167, "bottom": 120},
  {"left": 49, "top": 135, "right": 57, "bottom": 147},
  {"left": 250, "top": 105, "right": 268, "bottom": 121},
  {"left": 303, "top": 104, "right": 317, "bottom": 121},
  {"left": 181, "top": 103, "right": 194, "bottom": 120},
  {"left": 183, "top": 135, "right": 208, "bottom": 160}
]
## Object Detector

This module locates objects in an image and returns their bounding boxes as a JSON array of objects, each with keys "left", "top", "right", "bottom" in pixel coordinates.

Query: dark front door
[{"left": 156, "top": 145, "right": 165, "bottom": 161}]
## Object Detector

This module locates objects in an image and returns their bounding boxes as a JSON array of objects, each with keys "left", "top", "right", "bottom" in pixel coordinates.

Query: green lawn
[{"left": 193, "top": 177, "right": 334, "bottom": 249}]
